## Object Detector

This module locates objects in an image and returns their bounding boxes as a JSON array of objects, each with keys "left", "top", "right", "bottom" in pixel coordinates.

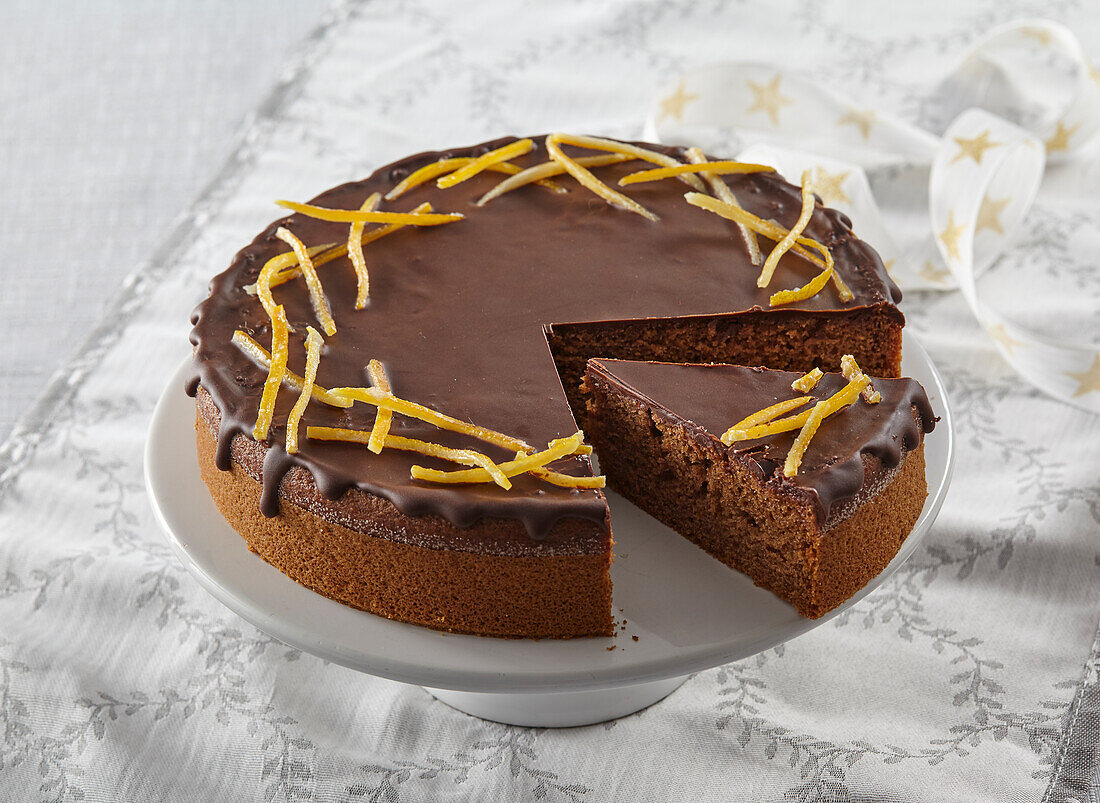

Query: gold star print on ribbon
[
  {"left": 976, "top": 196, "right": 1010, "bottom": 234},
  {"left": 938, "top": 210, "right": 967, "bottom": 263},
  {"left": 837, "top": 108, "right": 876, "bottom": 140},
  {"left": 950, "top": 130, "right": 1002, "bottom": 165},
  {"left": 746, "top": 74, "right": 792, "bottom": 126},
  {"left": 658, "top": 81, "right": 698, "bottom": 122},
  {"left": 1022, "top": 27, "right": 1054, "bottom": 45},
  {"left": 987, "top": 323, "right": 1024, "bottom": 356},
  {"left": 812, "top": 167, "right": 852, "bottom": 205},
  {"left": 1045, "top": 121, "right": 1080, "bottom": 153},
  {"left": 1067, "top": 354, "right": 1100, "bottom": 398},
  {"left": 919, "top": 261, "right": 951, "bottom": 285}
]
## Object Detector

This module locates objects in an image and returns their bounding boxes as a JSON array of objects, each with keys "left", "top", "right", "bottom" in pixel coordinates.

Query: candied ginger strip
[
  {"left": 841, "top": 354, "right": 882, "bottom": 403},
  {"left": 411, "top": 431, "right": 585, "bottom": 485},
  {"left": 687, "top": 147, "right": 763, "bottom": 267},
  {"left": 618, "top": 160, "right": 773, "bottom": 185},
  {"left": 550, "top": 134, "right": 705, "bottom": 191},
  {"left": 232, "top": 330, "right": 350, "bottom": 408},
  {"left": 275, "top": 227, "right": 336, "bottom": 336},
  {"left": 253, "top": 305, "right": 289, "bottom": 441},
  {"left": 365, "top": 359, "right": 393, "bottom": 454},
  {"left": 546, "top": 135, "right": 658, "bottom": 221},
  {"left": 348, "top": 192, "right": 381, "bottom": 309},
  {"left": 285, "top": 327, "right": 323, "bottom": 454},
  {"left": 720, "top": 396, "right": 813, "bottom": 446},
  {"left": 758, "top": 171, "right": 816, "bottom": 289},
  {"left": 437, "top": 138, "right": 535, "bottom": 189},
  {"left": 275, "top": 200, "right": 464, "bottom": 226},
  {"left": 476, "top": 153, "right": 629, "bottom": 206},
  {"left": 791, "top": 368, "right": 824, "bottom": 392},
  {"left": 784, "top": 374, "right": 870, "bottom": 477},
  {"left": 306, "top": 427, "right": 512, "bottom": 490}
]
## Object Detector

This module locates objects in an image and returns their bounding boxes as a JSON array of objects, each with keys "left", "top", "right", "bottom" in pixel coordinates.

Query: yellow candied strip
[
  {"left": 328, "top": 386, "right": 533, "bottom": 453},
  {"left": 411, "top": 431, "right": 585, "bottom": 485},
  {"left": 275, "top": 200, "right": 464, "bottom": 226},
  {"left": 720, "top": 396, "right": 813, "bottom": 446},
  {"left": 253, "top": 305, "right": 289, "bottom": 441},
  {"left": 285, "top": 327, "right": 323, "bottom": 454},
  {"left": 784, "top": 374, "right": 870, "bottom": 477},
  {"left": 365, "top": 360, "right": 393, "bottom": 454},
  {"left": 618, "top": 160, "right": 774, "bottom": 186},
  {"left": 275, "top": 227, "right": 336, "bottom": 336},
  {"left": 759, "top": 171, "right": 815, "bottom": 289},
  {"left": 348, "top": 192, "right": 381, "bottom": 309},
  {"left": 769, "top": 263, "right": 836, "bottom": 307},
  {"left": 386, "top": 159, "right": 563, "bottom": 201},
  {"left": 245, "top": 242, "right": 335, "bottom": 298},
  {"left": 550, "top": 134, "right": 706, "bottom": 191},
  {"left": 437, "top": 138, "right": 535, "bottom": 189},
  {"left": 232, "top": 330, "right": 351, "bottom": 408},
  {"left": 546, "top": 134, "right": 659, "bottom": 222},
  {"left": 841, "top": 354, "right": 882, "bottom": 403},
  {"left": 791, "top": 368, "right": 824, "bottom": 392},
  {"left": 684, "top": 192, "right": 854, "bottom": 302},
  {"left": 476, "top": 153, "right": 629, "bottom": 206},
  {"left": 686, "top": 147, "right": 763, "bottom": 268},
  {"left": 528, "top": 467, "right": 605, "bottom": 489},
  {"left": 262, "top": 202, "right": 435, "bottom": 291},
  {"left": 306, "top": 427, "right": 513, "bottom": 490}
]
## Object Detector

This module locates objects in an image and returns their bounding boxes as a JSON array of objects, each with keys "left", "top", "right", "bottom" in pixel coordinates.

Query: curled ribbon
[{"left": 645, "top": 18, "right": 1100, "bottom": 413}]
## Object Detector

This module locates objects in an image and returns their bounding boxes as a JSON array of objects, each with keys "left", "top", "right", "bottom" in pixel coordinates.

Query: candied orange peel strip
[
  {"left": 437, "top": 138, "right": 535, "bottom": 189},
  {"left": 365, "top": 359, "right": 393, "bottom": 454},
  {"left": 686, "top": 147, "right": 763, "bottom": 267},
  {"left": 285, "top": 327, "right": 323, "bottom": 454},
  {"left": 275, "top": 200, "right": 464, "bottom": 226},
  {"left": 791, "top": 368, "right": 824, "bottom": 392},
  {"left": 840, "top": 354, "right": 882, "bottom": 403},
  {"left": 386, "top": 159, "right": 562, "bottom": 201},
  {"left": 550, "top": 134, "right": 706, "bottom": 191},
  {"left": 476, "top": 153, "right": 629, "bottom": 206},
  {"left": 253, "top": 305, "right": 289, "bottom": 441},
  {"left": 784, "top": 373, "right": 870, "bottom": 477},
  {"left": 232, "top": 330, "right": 350, "bottom": 408},
  {"left": 618, "top": 160, "right": 774, "bottom": 186},
  {"left": 759, "top": 171, "right": 815, "bottom": 289},
  {"left": 348, "top": 192, "right": 381, "bottom": 309},
  {"left": 684, "top": 192, "right": 853, "bottom": 303},
  {"left": 720, "top": 396, "right": 813, "bottom": 446},
  {"left": 769, "top": 262, "right": 836, "bottom": 307},
  {"left": 546, "top": 134, "right": 659, "bottom": 222},
  {"left": 410, "top": 431, "right": 585, "bottom": 485},
  {"left": 307, "top": 427, "right": 512, "bottom": 489},
  {"left": 275, "top": 227, "right": 336, "bottom": 336}
]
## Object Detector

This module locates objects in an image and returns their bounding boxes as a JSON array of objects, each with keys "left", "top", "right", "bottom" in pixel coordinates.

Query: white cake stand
[{"left": 145, "top": 332, "right": 954, "bottom": 727}]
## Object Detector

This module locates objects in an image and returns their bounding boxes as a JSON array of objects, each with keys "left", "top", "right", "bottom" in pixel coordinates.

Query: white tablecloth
[{"left": 1, "top": 1, "right": 1098, "bottom": 800}]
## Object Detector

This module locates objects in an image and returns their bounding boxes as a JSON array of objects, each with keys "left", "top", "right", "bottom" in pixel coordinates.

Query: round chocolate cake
[{"left": 187, "top": 134, "right": 911, "bottom": 637}]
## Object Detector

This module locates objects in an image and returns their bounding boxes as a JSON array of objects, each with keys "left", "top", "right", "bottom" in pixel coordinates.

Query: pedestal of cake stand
[{"left": 423, "top": 674, "right": 689, "bottom": 727}]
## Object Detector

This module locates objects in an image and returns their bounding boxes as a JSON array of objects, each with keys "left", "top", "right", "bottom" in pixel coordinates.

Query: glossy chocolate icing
[
  {"left": 187, "top": 135, "right": 902, "bottom": 539},
  {"left": 587, "top": 359, "right": 935, "bottom": 524}
]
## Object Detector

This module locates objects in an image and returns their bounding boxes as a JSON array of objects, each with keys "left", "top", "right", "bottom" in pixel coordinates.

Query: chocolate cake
[
  {"left": 584, "top": 359, "right": 935, "bottom": 617},
  {"left": 186, "top": 134, "right": 906, "bottom": 637}
]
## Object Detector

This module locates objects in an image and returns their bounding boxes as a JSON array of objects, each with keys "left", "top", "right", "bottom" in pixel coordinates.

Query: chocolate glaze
[
  {"left": 187, "top": 135, "right": 902, "bottom": 539},
  {"left": 587, "top": 359, "right": 935, "bottom": 525}
]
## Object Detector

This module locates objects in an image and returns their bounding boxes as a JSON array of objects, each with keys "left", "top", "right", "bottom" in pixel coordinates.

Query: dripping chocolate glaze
[
  {"left": 187, "top": 135, "right": 903, "bottom": 539},
  {"left": 587, "top": 359, "right": 935, "bottom": 525}
]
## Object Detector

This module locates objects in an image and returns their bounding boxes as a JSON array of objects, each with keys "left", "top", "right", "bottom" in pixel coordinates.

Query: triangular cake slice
[{"left": 584, "top": 359, "right": 936, "bottom": 618}]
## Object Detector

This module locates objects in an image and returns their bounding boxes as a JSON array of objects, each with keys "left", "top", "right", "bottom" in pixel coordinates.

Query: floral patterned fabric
[{"left": 1, "top": 1, "right": 1098, "bottom": 800}]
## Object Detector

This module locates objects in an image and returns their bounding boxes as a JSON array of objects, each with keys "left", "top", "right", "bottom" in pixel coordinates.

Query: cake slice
[{"left": 584, "top": 359, "right": 936, "bottom": 617}]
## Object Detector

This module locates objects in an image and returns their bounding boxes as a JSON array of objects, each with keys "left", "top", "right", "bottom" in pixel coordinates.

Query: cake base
[{"left": 196, "top": 413, "right": 613, "bottom": 638}]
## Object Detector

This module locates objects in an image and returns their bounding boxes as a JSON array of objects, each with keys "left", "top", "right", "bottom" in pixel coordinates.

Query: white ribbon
[{"left": 645, "top": 18, "right": 1100, "bottom": 413}]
